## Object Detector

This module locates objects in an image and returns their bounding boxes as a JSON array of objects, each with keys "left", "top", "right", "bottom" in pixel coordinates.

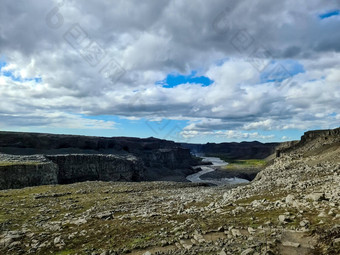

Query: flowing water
[{"left": 186, "top": 157, "right": 249, "bottom": 186}]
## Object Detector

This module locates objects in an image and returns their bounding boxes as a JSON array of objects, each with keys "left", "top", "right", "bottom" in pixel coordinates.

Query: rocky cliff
[
  {"left": 0, "top": 132, "right": 177, "bottom": 155},
  {"left": 181, "top": 141, "right": 279, "bottom": 159},
  {"left": 0, "top": 154, "right": 144, "bottom": 189},
  {"left": 46, "top": 154, "right": 144, "bottom": 184},
  {"left": 0, "top": 132, "right": 199, "bottom": 189},
  {"left": 0, "top": 162, "right": 58, "bottom": 190},
  {"left": 0, "top": 154, "right": 57, "bottom": 189},
  {"left": 141, "top": 148, "right": 194, "bottom": 169},
  {"left": 276, "top": 127, "right": 340, "bottom": 157}
]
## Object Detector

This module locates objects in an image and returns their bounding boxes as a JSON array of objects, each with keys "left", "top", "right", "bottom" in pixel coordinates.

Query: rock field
[{"left": 0, "top": 128, "right": 339, "bottom": 254}]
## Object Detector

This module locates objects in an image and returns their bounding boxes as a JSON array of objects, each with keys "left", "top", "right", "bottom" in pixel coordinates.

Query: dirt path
[{"left": 278, "top": 230, "right": 316, "bottom": 255}]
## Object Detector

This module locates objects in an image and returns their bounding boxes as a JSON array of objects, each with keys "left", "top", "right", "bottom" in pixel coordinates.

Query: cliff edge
[{"left": 0, "top": 132, "right": 199, "bottom": 189}]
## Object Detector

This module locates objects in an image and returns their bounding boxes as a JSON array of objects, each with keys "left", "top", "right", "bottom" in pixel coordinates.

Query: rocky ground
[{"left": 0, "top": 130, "right": 340, "bottom": 254}]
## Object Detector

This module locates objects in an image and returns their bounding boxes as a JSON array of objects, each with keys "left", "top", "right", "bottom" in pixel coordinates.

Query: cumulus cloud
[
  {"left": 181, "top": 129, "right": 275, "bottom": 141},
  {"left": 0, "top": 0, "right": 339, "bottom": 139}
]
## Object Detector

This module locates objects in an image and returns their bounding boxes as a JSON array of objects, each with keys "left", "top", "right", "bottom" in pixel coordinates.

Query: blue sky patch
[
  {"left": 78, "top": 115, "right": 305, "bottom": 143},
  {"left": 260, "top": 59, "right": 305, "bottom": 83},
  {"left": 319, "top": 10, "right": 340, "bottom": 19},
  {"left": 78, "top": 114, "right": 189, "bottom": 140},
  {"left": 0, "top": 61, "right": 6, "bottom": 71},
  {"left": 215, "top": 58, "right": 230, "bottom": 66},
  {"left": 156, "top": 71, "right": 213, "bottom": 88},
  {"left": 0, "top": 60, "right": 42, "bottom": 83}
]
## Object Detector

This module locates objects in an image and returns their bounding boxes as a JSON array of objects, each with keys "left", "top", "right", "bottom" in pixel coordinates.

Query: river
[{"left": 186, "top": 157, "right": 249, "bottom": 186}]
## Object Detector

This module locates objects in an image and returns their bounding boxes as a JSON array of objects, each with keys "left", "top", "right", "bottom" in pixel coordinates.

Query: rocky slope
[
  {"left": 276, "top": 127, "right": 340, "bottom": 157},
  {"left": 0, "top": 127, "right": 339, "bottom": 254}
]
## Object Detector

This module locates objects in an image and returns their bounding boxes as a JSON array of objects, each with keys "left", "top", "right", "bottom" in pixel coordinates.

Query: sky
[{"left": 0, "top": 0, "right": 339, "bottom": 144}]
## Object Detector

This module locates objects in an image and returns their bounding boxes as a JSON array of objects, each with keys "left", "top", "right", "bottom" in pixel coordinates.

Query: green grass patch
[
  {"left": 223, "top": 159, "right": 267, "bottom": 170},
  {"left": 0, "top": 161, "right": 43, "bottom": 166},
  {"left": 55, "top": 250, "right": 74, "bottom": 255},
  {"left": 205, "top": 154, "right": 267, "bottom": 169}
]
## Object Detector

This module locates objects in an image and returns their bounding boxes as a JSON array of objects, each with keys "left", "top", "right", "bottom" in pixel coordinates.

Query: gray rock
[
  {"left": 306, "top": 192, "right": 325, "bottom": 201},
  {"left": 96, "top": 211, "right": 114, "bottom": 220},
  {"left": 193, "top": 234, "right": 205, "bottom": 243},
  {"left": 182, "top": 243, "right": 193, "bottom": 250},
  {"left": 72, "top": 218, "right": 88, "bottom": 225},
  {"left": 0, "top": 233, "right": 23, "bottom": 248},
  {"left": 241, "top": 248, "right": 254, "bottom": 255},
  {"left": 328, "top": 209, "right": 336, "bottom": 216},
  {"left": 53, "top": 236, "right": 61, "bottom": 245},
  {"left": 248, "top": 227, "right": 256, "bottom": 235},
  {"left": 299, "top": 220, "right": 310, "bottom": 227},
  {"left": 278, "top": 215, "right": 290, "bottom": 223},
  {"left": 8, "top": 241, "right": 21, "bottom": 248},
  {"left": 318, "top": 212, "right": 327, "bottom": 217},
  {"left": 231, "top": 229, "right": 242, "bottom": 237},
  {"left": 219, "top": 249, "right": 227, "bottom": 255},
  {"left": 282, "top": 241, "right": 300, "bottom": 248},
  {"left": 285, "top": 194, "right": 295, "bottom": 205}
]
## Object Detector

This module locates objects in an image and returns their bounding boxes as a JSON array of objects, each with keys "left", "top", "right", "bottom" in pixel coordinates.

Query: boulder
[{"left": 306, "top": 192, "right": 326, "bottom": 201}]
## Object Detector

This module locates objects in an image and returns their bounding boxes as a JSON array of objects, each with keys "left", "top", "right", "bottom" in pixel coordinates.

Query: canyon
[
  {"left": 181, "top": 141, "right": 279, "bottom": 159},
  {"left": 0, "top": 131, "right": 275, "bottom": 190},
  {"left": 0, "top": 132, "right": 200, "bottom": 189},
  {"left": 0, "top": 128, "right": 339, "bottom": 254}
]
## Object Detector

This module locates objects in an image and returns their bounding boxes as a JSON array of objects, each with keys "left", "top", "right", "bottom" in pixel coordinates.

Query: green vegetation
[
  {"left": 0, "top": 179, "right": 338, "bottom": 254},
  {"left": 223, "top": 159, "right": 267, "bottom": 170},
  {"left": 206, "top": 154, "right": 267, "bottom": 170},
  {"left": 0, "top": 161, "right": 43, "bottom": 167},
  {"left": 55, "top": 250, "right": 75, "bottom": 255},
  {"left": 0, "top": 182, "right": 214, "bottom": 254}
]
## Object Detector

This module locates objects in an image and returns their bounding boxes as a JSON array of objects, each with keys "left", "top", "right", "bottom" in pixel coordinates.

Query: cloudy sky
[{"left": 0, "top": 0, "right": 339, "bottom": 143}]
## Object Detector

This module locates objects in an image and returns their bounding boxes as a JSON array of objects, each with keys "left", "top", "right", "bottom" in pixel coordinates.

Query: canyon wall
[
  {"left": 0, "top": 162, "right": 58, "bottom": 189},
  {"left": 0, "top": 132, "right": 177, "bottom": 154},
  {"left": 0, "top": 132, "right": 199, "bottom": 189},
  {"left": 181, "top": 141, "right": 279, "bottom": 159},
  {"left": 0, "top": 154, "right": 144, "bottom": 189},
  {"left": 141, "top": 148, "right": 195, "bottom": 169},
  {"left": 276, "top": 127, "right": 340, "bottom": 157},
  {"left": 46, "top": 154, "right": 144, "bottom": 184}
]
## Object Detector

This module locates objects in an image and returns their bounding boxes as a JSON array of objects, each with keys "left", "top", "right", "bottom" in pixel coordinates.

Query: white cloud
[
  {"left": 0, "top": 0, "right": 339, "bottom": 138},
  {"left": 180, "top": 129, "right": 275, "bottom": 141},
  {"left": 243, "top": 119, "right": 275, "bottom": 130},
  {"left": 0, "top": 111, "right": 116, "bottom": 130}
]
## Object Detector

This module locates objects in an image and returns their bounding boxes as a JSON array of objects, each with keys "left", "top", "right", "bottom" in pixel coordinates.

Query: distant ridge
[{"left": 181, "top": 141, "right": 279, "bottom": 159}]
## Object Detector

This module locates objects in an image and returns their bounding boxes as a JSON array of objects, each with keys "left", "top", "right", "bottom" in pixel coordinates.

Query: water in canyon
[{"left": 186, "top": 157, "right": 249, "bottom": 186}]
